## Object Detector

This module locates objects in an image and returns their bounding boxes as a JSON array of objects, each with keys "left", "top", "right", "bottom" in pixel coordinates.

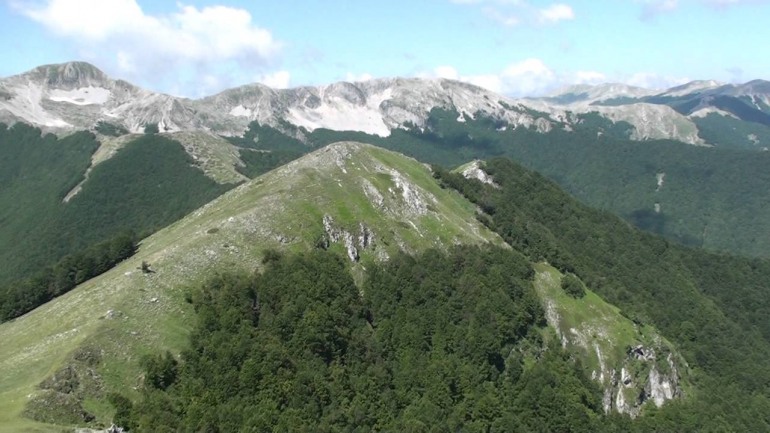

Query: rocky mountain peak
[{"left": 29, "top": 61, "right": 111, "bottom": 90}]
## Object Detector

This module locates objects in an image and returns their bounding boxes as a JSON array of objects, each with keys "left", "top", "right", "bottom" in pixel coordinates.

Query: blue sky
[{"left": 1, "top": 0, "right": 768, "bottom": 97}]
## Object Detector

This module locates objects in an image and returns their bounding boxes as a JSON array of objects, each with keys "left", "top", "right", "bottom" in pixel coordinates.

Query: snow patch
[
  {"left": 229, "top": 105, "right": 253, "bottom": 117},
  {"left": 48, "top": 86, "right": 111, "bottom": 105},
  {"left": 688, "top": 106, "right": 737, "bottom": 119}
]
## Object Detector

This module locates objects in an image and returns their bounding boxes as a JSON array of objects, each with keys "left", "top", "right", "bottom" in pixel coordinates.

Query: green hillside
[
  {"left": 0, "top": 142, "right": 502, "bottom": 431},
  {"left": 4, "top": 142, "right": 770, "bottom": 431},
  {"left": 232, "top": 110, "right": 770, "bottom": 258},
  {"left": 0, "top": 126, "right": 238, "bottom": 324},
  {"left": 0, "top": 123, "right": 97, "bottom": 283},
  {"left": 434, "top": 158, "right": 770, "bottom": 430}
]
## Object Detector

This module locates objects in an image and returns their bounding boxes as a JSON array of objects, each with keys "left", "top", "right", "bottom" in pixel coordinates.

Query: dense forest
[
  {"left": 434, "top": 159, "right": 770, "bottom": 430},
  {"left": 118, "top": 155, "right": 770, "bottom": 432},
  {"left": 0, "top": 124, "right": 234, "bottom": 321},
  {"left": 0, "top": 122, "right": 98, "bottom": 283},
  {"left": 5, "top": 114, "right": 770, "bottom": 430},
  {"left": 0, "top": 231, "right": 137, "bottom": 322},
  {"left": 118, "top": 248, "right": 614, "bottom": 432}
]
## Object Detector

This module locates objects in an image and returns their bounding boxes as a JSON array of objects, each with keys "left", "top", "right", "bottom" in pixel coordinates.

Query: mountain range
[
  {"left": 4, "top": 61, "right": 770, "bottom": 260},
  {"left": 2, "top": 62, "right": 769, "bottom": 148},
  {"left": 2, "top": 62, "right": 770, "bottom": 431}
]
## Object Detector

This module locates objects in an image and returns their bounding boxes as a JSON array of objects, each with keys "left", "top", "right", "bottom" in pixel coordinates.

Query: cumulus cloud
[
  {"left": 623, "top": 72, "right": 689, "bottom": 89},
  {"left": 13, "top": 0, "right": 282, "bottom": 97},
  {"left": 574, "top": 71, "right": 608, "bottom": 84},
  {"left": 538, "top": 4, "right": 575, "bottom": 23},
  {"left": 452, "top": 0, "right": 575, "bottom": 26},
  {"left": 422, "top": 59, "right": 556, "bottom": 96},
  {"left": 638, "top": 0, "right": 768, "bottom": 18},
  {"left": 434, "top": 65, "right": 460, "bottom": 79},
  {"left": 258, "top": 71, "right": 291, "bottom": 89},
  {"left": 344, "top": 72, "right": 374, "bottom": 83}
]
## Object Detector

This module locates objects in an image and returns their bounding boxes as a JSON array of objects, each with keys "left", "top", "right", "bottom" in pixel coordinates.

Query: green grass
[{"left": 0, "top": 141, "right": 503, "bottom": 430}]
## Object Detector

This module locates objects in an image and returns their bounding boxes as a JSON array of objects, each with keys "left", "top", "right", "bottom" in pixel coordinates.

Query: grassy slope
[
  {"left": 533, "top": 263, "right": 689, "bottom": 411},
  {"left": 0, "top": 142, "right": 502, "bottom": 430}
]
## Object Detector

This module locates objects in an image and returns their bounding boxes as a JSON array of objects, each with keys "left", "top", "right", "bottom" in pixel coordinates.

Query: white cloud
[
  {"left": 499, "top": 58, "right": 557, "bottom": 95},
  {"left": 434, "top": 65, "right": 460, "bottom": 79},
  {"left": 637, "top": 0, "right": 768, "bottom": 18},
  {"left": 482, "top": 7, "right": 521, "bottom": 26},
  {"left": 345, "top": 72, "right": 374, "bottom": 82},
  {"left": 624, "top": 72, "right": 689, "bottom": 89},
  {"left": 465, "top": 74, "right": 504, "bottom": 93},
  {"left": 258, "top": 71, "right": 291, "bottom": 89},
  {"left": 538, "top": 4, "right": 575, "bottom": 23},
  {"left": 421, "top": 60, "right": 691, "bottom": 97},
  {"left": 422, "top": 58, "right": 557, "bottom": 96},
  {"left": 13, "top": 0, "right": 282, "bottom": 97},
  {"left": 574, "top": 71, "right": 608, "bottom": 84},
  {"left": 452, "top": 0, "right": 575, "bottom": 26}
]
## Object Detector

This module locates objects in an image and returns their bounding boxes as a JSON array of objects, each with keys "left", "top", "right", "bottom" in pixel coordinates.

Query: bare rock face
[
  {"left": 460, "top": 160, "right": 499, "bottom": 187},
  {"left": 605, "top": 345, "right": 685, "bottom": 417},
  {"left": 321, "top": 215, "right": 376, "bottom": 262}
]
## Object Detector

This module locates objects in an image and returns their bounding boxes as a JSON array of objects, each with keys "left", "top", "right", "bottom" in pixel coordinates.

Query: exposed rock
[
  {"left": 460, "top": 160, "right": 499, "bottom": 187},
  {"left": 388, "top": 169, "right": 434, "bottom": 216},
  {"left": 321, "top": 215, "right": 376, "bottom": 262},
  {"left": 604, "top": 345, "right": 684, "bottom": 417},
  {"left": 24, "top": 347, "right": 105, "bottom": 425},
  {"left": 361, "top": 178, "right": 385, "bottom": 209}
]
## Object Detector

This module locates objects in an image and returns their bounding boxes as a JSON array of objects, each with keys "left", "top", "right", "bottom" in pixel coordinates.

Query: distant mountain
[
  {"left": 541, "top": 83, "right": 658, "bottom": 105},
  {"left": 0, "top": 62, "right": 200, "bottom": 132},
  {"left": 0, "top": 61, "right": 546, "bottom": 138},
  {"left": 6, "top": 61, "right": 769, "bottom": 148},
  {"left": 536, "top": 78, "right": 770, "bottom": 149}
]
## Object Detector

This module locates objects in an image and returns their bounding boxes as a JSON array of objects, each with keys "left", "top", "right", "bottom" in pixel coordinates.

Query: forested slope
[{"left": 0, "top": 125, "right": 233, "bottom": 322}]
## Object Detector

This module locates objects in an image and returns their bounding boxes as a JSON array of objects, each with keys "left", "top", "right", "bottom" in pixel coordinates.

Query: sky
[{"left": 0, "top": 0, "right": 768, "bottom": 98}]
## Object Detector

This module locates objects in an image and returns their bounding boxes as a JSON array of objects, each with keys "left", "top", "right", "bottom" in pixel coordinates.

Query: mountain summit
[{"left": 29, "top": 61, "right": 111, "bottom": 89}]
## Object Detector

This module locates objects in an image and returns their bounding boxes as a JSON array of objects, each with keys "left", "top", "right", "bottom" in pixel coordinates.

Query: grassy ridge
[
  {"left": 0, "top": 142, "right": 501, "bottom": 430},
  {"left": 236, "top": 110, "right": 770, "bottom": 257}
]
